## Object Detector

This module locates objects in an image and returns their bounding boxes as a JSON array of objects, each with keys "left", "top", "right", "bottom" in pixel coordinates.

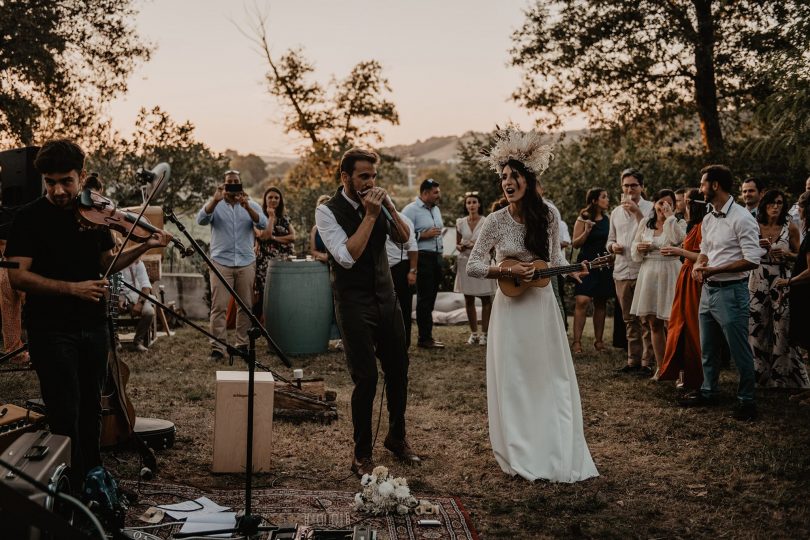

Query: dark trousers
[
  {"left": 416, "top": 251, "right": 442, "bottom": 343},
  {"left": 335, "top": 297, "right": 409, "bottom": 459},
  {"left": 28, "top": 325, "right": 109, "bottom": 486},
  {"left": 390, "top": 260, "right": 414, "bottom": 349}
]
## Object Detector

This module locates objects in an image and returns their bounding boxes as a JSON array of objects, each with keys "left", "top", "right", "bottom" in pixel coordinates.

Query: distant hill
[{"left": 381, "top": 129, "right": 589, "bottom": 163}]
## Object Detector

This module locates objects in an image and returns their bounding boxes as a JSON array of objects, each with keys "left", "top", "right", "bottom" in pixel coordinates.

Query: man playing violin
[{"left": 5, "top": 139, "right": 172, "bottom": 487}]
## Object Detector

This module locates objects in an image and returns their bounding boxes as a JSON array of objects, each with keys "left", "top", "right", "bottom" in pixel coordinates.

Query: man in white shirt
[
  {"left": 680, "top": 165, "right": 761, "bottom": 421},
  {"left": 386, "top": 213, "right": 418, "bottom": 349},
  {"left": 120, "top": 259, "right": 155, "bottom": 352},
  {"left": 606, "top": 168, "right": 654, "bottom": 374},
  {"left": 740, "top": 177, "right": 765, "bottom": 218},
  {"left": 314, "top": 148, "right": 419, "bottom": 477}
]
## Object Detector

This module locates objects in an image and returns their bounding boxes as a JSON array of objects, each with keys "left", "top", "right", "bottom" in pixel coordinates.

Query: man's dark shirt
[{"left": 5, "top": 196, "right": 114, "bottom": 331}]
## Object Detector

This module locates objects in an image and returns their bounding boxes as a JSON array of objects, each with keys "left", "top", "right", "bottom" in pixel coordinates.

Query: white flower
[
  {"left": 368, "top": 474, "right": 378, "bottom": 485},
  {"left": 396, "top": 504, "right": 410, "bottom": 515},
  {"left": 377, "top": 480, "right": 394, "bottom": 497},
  {"left": 354, "top": 493, "right": 363, "bottom": 505},
  {"left": 394, "top": 485, "right": 410, "bottom": 499},
  {"left": 360, "top": 474, "right": 371, "bottom": 486},
  {"left": 372, "top": 466, "right": 388, "bottom": 480}
]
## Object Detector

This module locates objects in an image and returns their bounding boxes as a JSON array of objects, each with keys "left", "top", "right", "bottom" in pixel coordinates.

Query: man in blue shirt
[
  {"left": 197, "top": 170, "right": 267, "bottom": 361},
  {"left": 402, "top": 178, "right": 445, "bottom": 348}
]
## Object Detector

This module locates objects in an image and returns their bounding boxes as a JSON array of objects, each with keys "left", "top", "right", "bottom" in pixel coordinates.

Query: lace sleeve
[
  {"left": 466, "top": 213, "right": 499, "bottom": 278},
  {"left": 547, "top": 205, "right": 564, "bottom": 267}
]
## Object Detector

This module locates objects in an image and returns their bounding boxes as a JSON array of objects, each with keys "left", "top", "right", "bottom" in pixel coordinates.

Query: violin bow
[{"left": 101, "top": 170, "right": 168, "bottom": 280}]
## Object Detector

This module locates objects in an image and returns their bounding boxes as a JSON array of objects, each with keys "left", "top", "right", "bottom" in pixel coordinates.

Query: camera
[{"left": 225, "top": 183, "right": 243, "bottom": 193}]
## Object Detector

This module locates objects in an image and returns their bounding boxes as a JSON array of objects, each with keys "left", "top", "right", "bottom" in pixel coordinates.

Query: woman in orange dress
[{"left": 657, "top": 189, "right": 707, "bottom": 393}]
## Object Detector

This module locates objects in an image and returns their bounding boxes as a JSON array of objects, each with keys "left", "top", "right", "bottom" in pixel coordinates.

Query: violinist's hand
[
  {"left": 213, "top": 184, "right": 225, "bottom": 202},
  {"left": 146, "top": 230, "right": 172, "bottom": 249},
  {"left": 71, "top": 279, "right": 108, "bottom": 303}
]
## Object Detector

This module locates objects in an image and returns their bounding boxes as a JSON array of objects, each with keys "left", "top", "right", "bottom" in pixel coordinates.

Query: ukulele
[{"left": 497, "top": 253, "right": 614, "bottom": 297}]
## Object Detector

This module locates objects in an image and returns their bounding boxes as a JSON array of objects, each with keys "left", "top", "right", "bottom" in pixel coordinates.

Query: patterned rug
[{"left": 122, "top": 481, "right": 479, "bottom": 539}]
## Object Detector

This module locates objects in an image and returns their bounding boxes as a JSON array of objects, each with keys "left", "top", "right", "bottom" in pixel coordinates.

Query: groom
[{"left": 315, "top": 147, "right": 422, "bottom": 476}]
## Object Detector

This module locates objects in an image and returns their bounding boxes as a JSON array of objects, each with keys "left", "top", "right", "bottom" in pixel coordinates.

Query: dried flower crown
[{"left": 479, "top": 126, "right": 554, "bottom": 176}]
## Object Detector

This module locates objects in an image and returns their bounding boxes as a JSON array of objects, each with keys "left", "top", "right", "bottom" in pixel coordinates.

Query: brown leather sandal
[{"left": 571, "top": 341, "right": 583, "bottom": 355}]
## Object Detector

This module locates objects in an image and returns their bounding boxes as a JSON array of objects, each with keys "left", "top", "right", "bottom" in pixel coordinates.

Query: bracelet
[{"left": 409, "top": 268, "right": 417, "bottom": 274}]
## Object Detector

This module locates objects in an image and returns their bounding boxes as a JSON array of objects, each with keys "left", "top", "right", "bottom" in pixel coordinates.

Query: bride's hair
[{"left": 504, "top": 159, "right": 550, "bottom": 261}]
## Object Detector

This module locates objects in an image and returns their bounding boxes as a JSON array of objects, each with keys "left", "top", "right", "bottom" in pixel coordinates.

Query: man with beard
[
  {"left": 5, "top": 139, "right": 172, "bottom": 485},
  {"left": 315, "top": 148, "right": 421, "bottom": 476},
  {"left": 680, "top": 165, "right": 761, "bottom": 420}
]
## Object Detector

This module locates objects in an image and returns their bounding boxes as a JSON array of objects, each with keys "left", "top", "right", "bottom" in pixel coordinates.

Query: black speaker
[{"left": 0, "top": 146, "right": 42, "bottom": 208}]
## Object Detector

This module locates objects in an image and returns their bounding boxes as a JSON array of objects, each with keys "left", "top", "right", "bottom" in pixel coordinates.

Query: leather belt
[{"left": 705, "top": 278, "right": 747, "bottom": 288}]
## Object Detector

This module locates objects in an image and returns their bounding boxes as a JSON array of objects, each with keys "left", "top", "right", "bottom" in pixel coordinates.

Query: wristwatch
[{"left": 409, "top": 268, "right": 417, "bottom": 274}]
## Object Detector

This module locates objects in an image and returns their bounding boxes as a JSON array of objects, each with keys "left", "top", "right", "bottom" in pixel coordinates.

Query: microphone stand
[{"left": 160, "top": 205, "right": 292, "bottom": 537}]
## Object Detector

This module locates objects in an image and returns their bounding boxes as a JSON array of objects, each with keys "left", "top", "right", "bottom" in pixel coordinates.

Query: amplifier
[
  {"left": 0, "top": 404, "right": 45, "bottom": 452},
  {"left": 0, "top": 430, "right": 73, "bottom": 540}
]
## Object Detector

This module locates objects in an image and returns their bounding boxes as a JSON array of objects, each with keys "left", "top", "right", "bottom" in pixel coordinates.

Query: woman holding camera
[
  {"left": 253, "top": 187, "right": 296, "bottom": 316},
  {"left": 570, "top": 187, "right": 613, "bottom": 354}
]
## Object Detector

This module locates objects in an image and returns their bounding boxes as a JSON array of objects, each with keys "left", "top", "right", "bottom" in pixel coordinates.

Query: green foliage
[
  {"left": 0, "top": 0, "right": 151, "bottom": 145},
  {"left": 510, "top": 1, "right": 810, "bottom": 157},
  {"left": 249, "top": 14, "right": 398, "bottom": 153},
  {"left": 86, "top": 107, "right": 229, "bottom": 214}
]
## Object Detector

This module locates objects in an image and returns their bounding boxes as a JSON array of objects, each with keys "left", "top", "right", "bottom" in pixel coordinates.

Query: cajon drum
[{"left": 212, "top": 371, "right": 274, "bottom": 473}]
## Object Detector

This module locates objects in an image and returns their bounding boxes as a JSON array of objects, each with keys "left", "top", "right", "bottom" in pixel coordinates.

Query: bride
[{"left": 466, "top": 129, "right": 599, "bottom": 482}]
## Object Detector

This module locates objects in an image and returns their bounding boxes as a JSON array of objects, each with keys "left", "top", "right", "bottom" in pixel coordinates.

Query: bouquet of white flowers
[{"left": 353, "top": 466, "right": 423, "bottom": 516}]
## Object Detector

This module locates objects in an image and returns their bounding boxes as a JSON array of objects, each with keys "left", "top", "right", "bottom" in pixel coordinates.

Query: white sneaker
[
  {"left": 466, "top": 333, "right": 478, "bottom": 345},
  {"left": 479, "top": 333, "right": 487, "bottom": 345}
]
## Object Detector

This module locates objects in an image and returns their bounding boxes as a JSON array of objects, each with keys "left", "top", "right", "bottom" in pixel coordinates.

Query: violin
[{"left": 76, "top": 189, "right": 194, "bottom": 257}]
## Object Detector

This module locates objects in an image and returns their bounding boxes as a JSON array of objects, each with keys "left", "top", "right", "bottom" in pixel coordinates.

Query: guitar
[{"left": 497, "top": 253, "right": 614, "bottom": 297}]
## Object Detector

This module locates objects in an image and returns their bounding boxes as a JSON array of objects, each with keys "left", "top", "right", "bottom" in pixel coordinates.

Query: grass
[{"left": 2, "top": 317, "right": 809, "bottom": 538}]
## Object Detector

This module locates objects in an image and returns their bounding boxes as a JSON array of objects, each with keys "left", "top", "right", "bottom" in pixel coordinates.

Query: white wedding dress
[{"left": 466, "top": 206, "right": 599, "bottom": 482}]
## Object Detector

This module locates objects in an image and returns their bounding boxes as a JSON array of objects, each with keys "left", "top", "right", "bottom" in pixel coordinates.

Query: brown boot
[
  {"left": 351, "top": 455, "right": 375, "bottom": 477},
  {"left": 383, "top": 436, "right": 422, "bottom": 465}
]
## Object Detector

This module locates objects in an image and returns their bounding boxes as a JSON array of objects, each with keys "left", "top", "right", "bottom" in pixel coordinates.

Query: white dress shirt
[
  {"left": 699, "top": 195, "right": 761, "bottom": 282},
  {"left": 386, "top": 213, "right": 417, "bottom": 268},
  {"left": 607, "top": 197, "right": 654, "bottom": 280},
  {"left": 121, "top": 260, "right": 151, "bottom": 303},
  {"left": 315, "top": 189, "right": 405, "bottom": 269}
]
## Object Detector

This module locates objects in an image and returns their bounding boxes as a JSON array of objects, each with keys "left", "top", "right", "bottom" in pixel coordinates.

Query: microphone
[{"left": 359, "top": 189, "right": 397, "bottom": 226}]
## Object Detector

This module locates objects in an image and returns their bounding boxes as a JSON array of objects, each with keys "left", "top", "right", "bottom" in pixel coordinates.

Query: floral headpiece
[{"left": 479, "top": 126, "right": 554, "bottom": 176}]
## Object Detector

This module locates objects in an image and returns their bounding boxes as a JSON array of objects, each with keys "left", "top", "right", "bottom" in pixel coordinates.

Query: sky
[{"left": 108, "top": 0, "right": 568, "bottom": 157}]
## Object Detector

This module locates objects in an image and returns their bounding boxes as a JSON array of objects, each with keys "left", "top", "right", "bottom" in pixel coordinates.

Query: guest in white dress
[
  {"left": 630, "top": 189, "right": 686, "bottom": 375},
  {"left": 455, "top": 192, "right": 496, "bottom": 345},
  {"left": 467, "top": 129, "right": 598, "bottom": 483}
]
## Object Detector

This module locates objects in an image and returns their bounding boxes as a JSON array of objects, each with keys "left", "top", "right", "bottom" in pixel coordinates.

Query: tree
[
  {"left": 86, "top": 107, "right": 229, "bottom": 214},
  {"left": 246, "top": 12, "right": 398, "bottom": 153},
  {"left": 0, "top": 0, "right": 151, "bottom": 145},
  {"left": 510, "top": 1, "right": 810, "bottom": 159}
]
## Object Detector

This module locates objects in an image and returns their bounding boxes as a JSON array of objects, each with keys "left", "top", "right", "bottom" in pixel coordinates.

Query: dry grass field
[{"left": 2, "top": 319, "right": 810, "bottom": 538}]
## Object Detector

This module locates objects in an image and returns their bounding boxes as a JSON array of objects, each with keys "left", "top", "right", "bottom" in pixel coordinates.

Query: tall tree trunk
[{"left": 692, "top": 0, "right": 725, "bottom": 160}]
